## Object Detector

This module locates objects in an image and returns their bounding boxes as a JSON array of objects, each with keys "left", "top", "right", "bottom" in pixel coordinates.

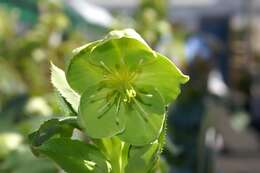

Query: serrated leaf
[
  {"left": 50, "top": 62, "right": 80, "bottom": 112},
  {"left": 55, "top": 91, "right": 77, "bottom": 116},
  {"left": 36, "top": 138, "right": 111, "bottom": 173},
  {"left": 29, "top": 117, "right": 79, "bottom": 148}
]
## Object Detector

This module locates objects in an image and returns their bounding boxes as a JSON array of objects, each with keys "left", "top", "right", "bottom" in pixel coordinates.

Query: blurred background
[{"left": 0, "top": 0, "right": 260, "bottom": 173}]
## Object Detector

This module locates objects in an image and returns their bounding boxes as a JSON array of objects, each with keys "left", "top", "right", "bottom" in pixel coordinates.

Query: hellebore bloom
[{"left": 66, "top": 29, "right": 189, "bottom": 145}]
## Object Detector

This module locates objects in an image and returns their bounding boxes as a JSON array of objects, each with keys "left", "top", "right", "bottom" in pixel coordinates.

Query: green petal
[
  {"left": 66, "top": 29, "right": 156, "bottom": 95},
  {"left": 101, "top": 28, "right": 151, "bottom": 49},
  {"left": 66, "top": 41, "right": 104, "bottom": 94},
  {"left": 135, "top": 53, "right": 189, "bottom": 104},
  {"left": 79, "top": 85, "right": 126, "bottom": 138},
  {"left": 118, "top": 87, "right": 165, "bottom": 145},
  {"left": 93, "top": 29, "right": 155, "bottom": 71},
  {"left": 89, "top": 37, "right": 155, "bottom": 73},
  {"left": 37, "top": 138, "right": 110, "bottom": 173},
  {"left": 79, "top": 85, "right": 165, "bottom": 145}
]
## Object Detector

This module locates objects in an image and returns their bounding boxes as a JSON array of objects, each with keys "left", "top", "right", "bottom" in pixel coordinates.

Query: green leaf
[
  {"left": 135, "top": 53, "right": 189, "bottom": 104},
  {"left": 55, "top": 91, "right": 77, "bottom": 116},
  {"left": 36, "top": 138, "right": 111, "bottom": 173},
  {"left": 29, "top": 117, "right": 79, "bottom": 148},
  {"left": 51, "top": 62, "right": 80, "bottom": 112},
  {"left": 29, "top": 118, "right": 111, "bottom": 173}
]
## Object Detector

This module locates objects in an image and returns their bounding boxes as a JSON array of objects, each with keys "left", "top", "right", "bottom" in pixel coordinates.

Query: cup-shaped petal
[
  {"left": 66, "top": 29, "right": 189, "bottom": 145},
  {"left": 79, "top": 85, "right": 126, "bottom": 138}
]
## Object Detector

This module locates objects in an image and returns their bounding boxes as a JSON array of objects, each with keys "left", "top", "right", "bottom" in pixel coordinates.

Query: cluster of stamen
[{"left": 88, "top": 58, "right": 153, "bottom": 124}]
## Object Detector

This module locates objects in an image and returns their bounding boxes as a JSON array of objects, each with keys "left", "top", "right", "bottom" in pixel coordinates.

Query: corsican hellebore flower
[{"left": 66, "top": 29, "right": 189, "bottom": 145}]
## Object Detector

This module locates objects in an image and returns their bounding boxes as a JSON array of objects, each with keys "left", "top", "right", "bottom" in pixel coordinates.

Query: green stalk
[{"left": 96, "top": 137, "right": 130, "bottom": 173}]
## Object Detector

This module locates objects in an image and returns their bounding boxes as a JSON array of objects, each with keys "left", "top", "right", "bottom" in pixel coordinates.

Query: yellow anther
[
  {"left": 123, "top": 88, "right": 136, "bottom": 103},
  {"left": 126, "top": 88, "right": 136, "bottom": 98}
]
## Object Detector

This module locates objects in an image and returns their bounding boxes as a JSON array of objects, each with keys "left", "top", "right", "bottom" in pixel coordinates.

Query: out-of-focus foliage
[
  {"left": 0, "top": 0, "right": 87, "bottom": 172},
  {"left": 1, "top": 146, "right": 56, "bottom": 173},
  {"left": 134, "top": 0, "right": 186, "bottom": 67},
  {"left": 0, "top": 0, "right": 86, "bottom": 94},
  {"left": 135, "top": 0, "right": 167, "bottom": 47}
]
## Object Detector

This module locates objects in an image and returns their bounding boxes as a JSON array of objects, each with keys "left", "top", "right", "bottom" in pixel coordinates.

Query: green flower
[{"left": 66, "top": 29, "right": 188, "bottom": 145}]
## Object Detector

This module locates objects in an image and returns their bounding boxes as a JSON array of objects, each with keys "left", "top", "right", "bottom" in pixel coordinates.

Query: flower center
[
  {"left": 90, "top": 60, "right": 151, "bottom": 123},
  {"left": 123, "top": 88, "right": 137, "bottom": 103},
  {"left": 99, "top": 60, "right": 138, "bottom": 103}
]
